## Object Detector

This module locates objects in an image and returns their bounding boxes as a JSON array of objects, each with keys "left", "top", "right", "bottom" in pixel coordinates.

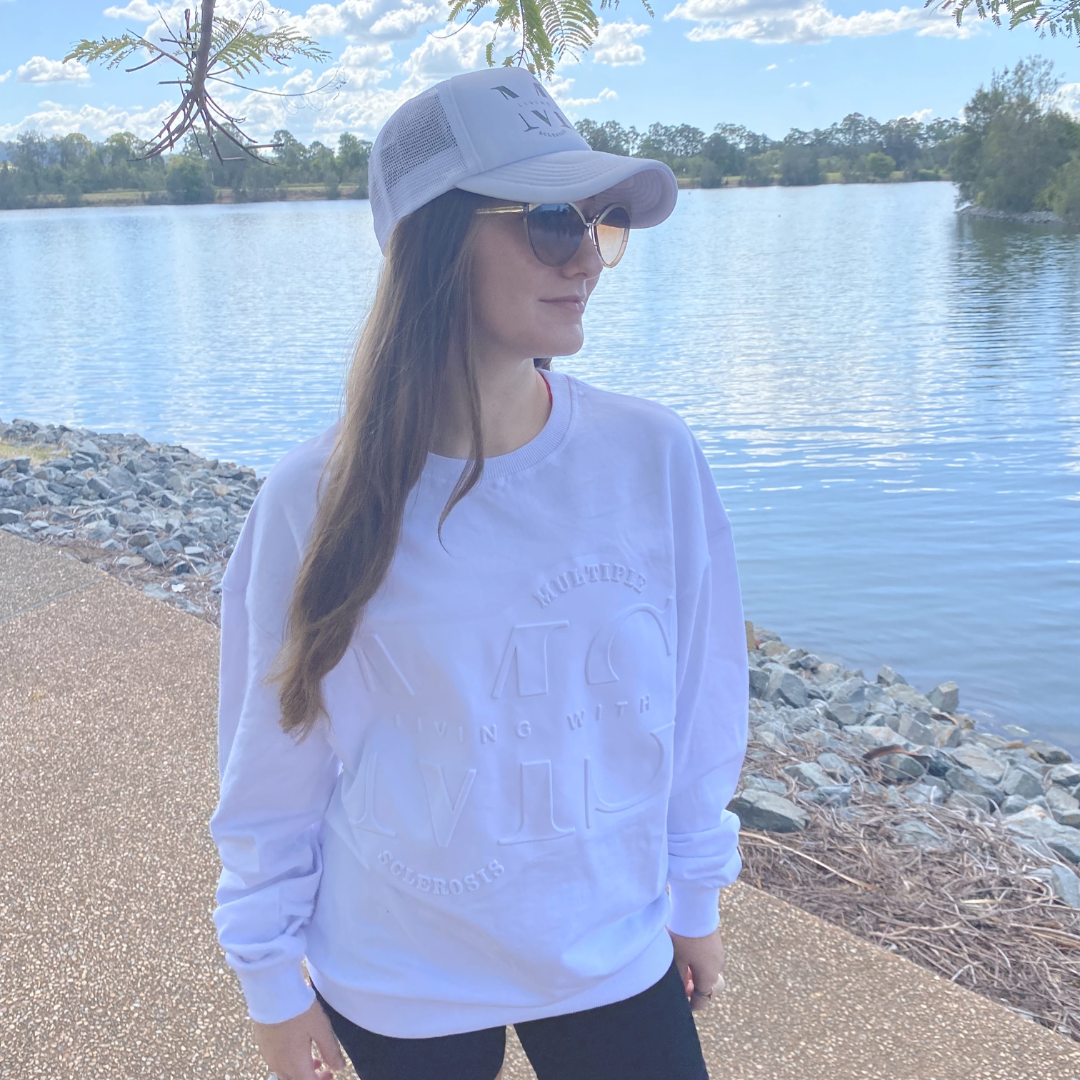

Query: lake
[{"left": 0, "top": 184, "right": 1077, "bottom": 753}]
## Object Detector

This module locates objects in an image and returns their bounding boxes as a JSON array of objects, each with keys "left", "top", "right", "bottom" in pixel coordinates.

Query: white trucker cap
[{"left": 368, "top": 67, "right": 679, "bottom": 252}]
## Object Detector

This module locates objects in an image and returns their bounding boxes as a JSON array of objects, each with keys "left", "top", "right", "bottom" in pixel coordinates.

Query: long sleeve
[
  {"left": 665, "top": 431, "right": 749, "bottom": 938},
  {"left": 208, "top": 480, "right": 342, "bottom": 1025}
]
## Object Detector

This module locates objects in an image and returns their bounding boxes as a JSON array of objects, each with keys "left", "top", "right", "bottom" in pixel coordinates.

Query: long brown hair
[{"left": 264, "top": 187, "right": 551, "bottom": 743}]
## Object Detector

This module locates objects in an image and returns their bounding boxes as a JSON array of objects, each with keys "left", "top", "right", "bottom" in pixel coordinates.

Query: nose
[{"left": 562, "top": 227, "right": 604, "bottom": 279}]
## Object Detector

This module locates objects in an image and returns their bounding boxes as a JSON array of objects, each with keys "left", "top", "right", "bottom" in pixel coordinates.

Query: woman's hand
[
  {"left": 668, "top": 927, "right": 727, "bottom": 1013},
  {"left": 250, "top": 999, "right": 348, "bottom": 1080}
]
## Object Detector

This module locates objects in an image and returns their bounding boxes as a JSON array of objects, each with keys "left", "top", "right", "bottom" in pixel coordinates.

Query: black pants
[{"left": 311, "top": 958, "right": 710, "bottom": 1080}]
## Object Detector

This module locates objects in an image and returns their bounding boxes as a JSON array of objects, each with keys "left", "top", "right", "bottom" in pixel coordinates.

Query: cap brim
[{"left": 454, "top": 150, "right": 678, "bottom": 229}]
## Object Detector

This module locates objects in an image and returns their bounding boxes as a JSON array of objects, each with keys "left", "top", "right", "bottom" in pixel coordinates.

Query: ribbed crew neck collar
[{"left": 424, "top": 368, "right": 572, "bottom": 483}]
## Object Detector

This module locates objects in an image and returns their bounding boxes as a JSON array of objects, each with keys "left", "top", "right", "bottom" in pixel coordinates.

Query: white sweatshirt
[{"left": 209, "top": 367, "right": 749, "bottom": 1038}]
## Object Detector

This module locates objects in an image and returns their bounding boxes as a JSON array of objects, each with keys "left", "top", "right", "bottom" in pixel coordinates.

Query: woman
[{"left": 209, "top": 66, "right": 749, "bottom": 1080}]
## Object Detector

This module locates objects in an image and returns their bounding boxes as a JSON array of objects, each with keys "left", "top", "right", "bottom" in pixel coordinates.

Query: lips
[{"left": 541, "top": 296, "right": 586, "bottom": 311}]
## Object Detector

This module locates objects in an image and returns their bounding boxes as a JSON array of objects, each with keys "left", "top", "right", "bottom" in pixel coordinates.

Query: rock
[
  {"left": 876, "top": 753, "right": 927, "bottom": 783},
  {"left": 783, "top": 761, "right": 833, "bottom": 789},
  {"left": 142, "top": 541, "right": 166, "bottom": 567},
  {"left": 926, "top": 681, "right": 959, "bottom": 713},
  {"left": 796, "top": 784, "right": 851, "bottom": 807},
  {"left": 1003, "top": 806, "right": 1080, "bottom": 864},
  {"left": 1000, "top": 765, "right": 1044, "bottom": 800},
  {"left": 823, "top": 702, "right": 860, "bottom": 727},
  {"left": 965, "top": 731, "right": 1011, "bottom": 751},
  {"left": 892, "top": 819, "right": 949, "bottom": 849},
  {"left": 814, "top": 662, "right": 842, "bottom": 681},
  {"left": 128, "top": 530, "right": 154, "bottom": 548},
  {"left": 727, "top": 789, "right": 810, "bottom": 833},
  {"left": 1049, "top": 864, "right": 1080, "bottom": 909},
  {"left": 905, "top": 782, "right": 946, "bottom": 806},
  {"left": 930, "top": 718, "right": 963, "bottom": 748},
  {"left": 816, "top": 751, "right": 861, "bottom": 781},
  {"left": 1046, "top": 786, "right": 1080, "bottom": 828},
  {"left": 105, "top": 464, "right": 138, "bottom": 492},
  {"left": 1046, "top": 763, "right": 1080, "bottom": 788},
  {"left": 844, "top": 723, "right": 911, "bottom": 751},
  {"left": 1000, "top": 794, "right": 1030, "bottom": 816},
  {"left": 0, "top": 509, "right": 22, "bottom": 524},
  {"left": 748, "top": 669, "right": 770, "bottom": 699},
  {"left": 945, "top": 766, "right": 1004, "bottom": 805},
  {"left": 1027, "top": 740, "right": 1072, "bottom": 765},
  {"left": 755, "top": 730, "right": 790, "bottom": 754},
  {"left": 886, "top": 683, "right": 935, "bottom": 712},
  {"left": 791, "top": 727, "right": 845, "bottom": 753},
  {"left": 766, "top": 670, "right": 809, "bottom": 709},
  {"left": 876, "top": 665, "right": 908, "bottom": 687},
  {"left": 829, "top": 677, "right": 869, "bottom": 706},
  {"left": 760, "top": 639, "right": 794, "bottom": 656},
  {"left": 87, "top": 476, "right": 115, "bottom": 498},
  {"left": 740, "top": 774, "right": 788, "bottom": 796},
  {"left": 946, "top": 744, "right": 1007, "bottom": 785},
  {"left": 895, "top": 713, "right": 935, "bottom": 746},
  {"left": 947, "top": 791, "right": 995, "bottom": 815}
]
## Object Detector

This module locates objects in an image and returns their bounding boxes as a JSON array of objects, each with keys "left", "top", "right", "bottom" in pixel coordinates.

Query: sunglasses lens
[
  {"left": 526, "top": 204, "right": 586, "bottom": 267},
  {"left": 595, "top": 205, "right": 631, "bottom": 266}
]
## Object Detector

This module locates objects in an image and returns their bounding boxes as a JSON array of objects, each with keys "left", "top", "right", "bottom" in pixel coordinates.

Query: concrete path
[{"left": 1, "top": 527, "right": 1077, "bottom": 1080}]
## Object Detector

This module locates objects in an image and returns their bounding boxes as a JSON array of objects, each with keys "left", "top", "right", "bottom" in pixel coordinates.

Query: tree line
[
  {"left": 0, "top": 127, "right": 372, "bottom": 209},
  {"left": 575, "top": 114, "right": 960, "bottom": 186},
  {"left": 1, "top": 56, "right": 1078, "bottom": 221},
  {"left": 574, "top": 56, "right": 1080, "bottom": 220}
]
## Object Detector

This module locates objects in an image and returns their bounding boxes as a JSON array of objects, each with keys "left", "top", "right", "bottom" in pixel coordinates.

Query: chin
[{"left": 533, "top": 333, "right": 584, "bottom": 358}]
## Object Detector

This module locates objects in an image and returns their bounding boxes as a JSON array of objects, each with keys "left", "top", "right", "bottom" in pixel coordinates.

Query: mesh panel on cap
[{"left": 371, "top": 86, "right": 470, "bottom": 246}]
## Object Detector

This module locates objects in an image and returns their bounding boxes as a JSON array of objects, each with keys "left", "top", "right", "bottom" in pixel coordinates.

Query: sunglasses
[{"left": 475, "top": 201, "right": 632, "bottom": 269}]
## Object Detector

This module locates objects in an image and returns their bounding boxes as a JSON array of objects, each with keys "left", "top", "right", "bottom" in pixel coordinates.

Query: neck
[{"left": 431, "top": 352, "right": 551, "bottom": 459}]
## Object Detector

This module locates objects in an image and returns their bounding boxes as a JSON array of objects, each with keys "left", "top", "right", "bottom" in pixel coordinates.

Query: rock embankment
[
  {"left": 734, "top": 624, "right": 1080, "bottom": 907},
  {"left": 0, "top": 416, "right": 260, "bottom": 617}
]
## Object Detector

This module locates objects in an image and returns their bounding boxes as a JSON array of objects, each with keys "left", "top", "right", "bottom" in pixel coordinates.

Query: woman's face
[{"left": 469, "top": 194, "right": 612, "bottom": 362}]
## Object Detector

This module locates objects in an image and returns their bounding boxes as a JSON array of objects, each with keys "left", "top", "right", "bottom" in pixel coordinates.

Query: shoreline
[
  {"left": 957, "top": 203, "right": 1067, "bottom": 225},
  {"left": 3, "top": 413, "right": 1079, "bottom": 1037},
  {"left": 0, "top": 176, "right": 954, "bottom": 212}
]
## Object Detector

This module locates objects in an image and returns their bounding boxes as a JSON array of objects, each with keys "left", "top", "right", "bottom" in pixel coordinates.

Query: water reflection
[{"left": 0, "top": 186, "right": 1078, "bottom": 751}]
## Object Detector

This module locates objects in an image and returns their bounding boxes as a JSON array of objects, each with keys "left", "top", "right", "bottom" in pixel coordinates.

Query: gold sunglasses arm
[{"left": 474, "top": 205, "right": 528, "bottom": 216}]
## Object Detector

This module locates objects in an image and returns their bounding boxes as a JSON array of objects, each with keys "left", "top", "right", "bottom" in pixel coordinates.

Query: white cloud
[
  {"left": 765, "top": 62, "right": 777, "bottom": 69},
  {"left": 298, "top": 0, "right": 443, "bottom": 42},
  {"left": 592, "top": 19, "right": 650, "bottom": 66},
  {"left": 788, "top": 80, "right": 810, "bottom": 87},
  {"left": 1057, "top": 82, "right": 1080, "bottom": 118},
  {"left": 106, "top": 0, "right": 443, "bottom": 44},
  {"left": 504, "top": 73, "right": 614, "bottom": 118},
  {"left": 399, "top": 21, "right": 518, "bottom": 87},
  {"left": 16, "top": 56, "right": 91, "bottom": 84},
  {"left": 0, "top": 99, "right": 176, "bottom": 140},
  {"left": 900, "top": 107, "right": 934, "bottom": 122},
  {"left": 0, "top": 71, "right": 11, "bottom": 83},
  {"left": 665, "top": 0, "right": 974, "bottom": 44}
]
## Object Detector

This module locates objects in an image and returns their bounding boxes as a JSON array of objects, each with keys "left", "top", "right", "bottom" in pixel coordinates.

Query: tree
[
  {"left": 65, "top": 1, "right": 335, "bottom": 162},
  {"left": 779, "top": 144, "right": 822, "bottom": 186},
  {"left": 866, "top": 152, "right": 897, "bottom": 179},
  {"left": 446, "top": 0, "right": 654, "bottom": 77},
  {"left": 928, "top": 0, "right": 1080, "bottom": 41},
  {"left": 949, "top": 56, "right": 1080, "bottom": 211},
  {"left": 166, "top": 156, "right": 214, "bottom": 203}
]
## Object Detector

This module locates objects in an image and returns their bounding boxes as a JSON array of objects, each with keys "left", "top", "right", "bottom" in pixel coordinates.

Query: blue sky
[{"left": 2, "top": 0, "right": 1079, "bottom": 144}]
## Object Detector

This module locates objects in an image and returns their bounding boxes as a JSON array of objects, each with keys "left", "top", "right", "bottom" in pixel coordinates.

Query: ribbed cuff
[
  {"left": 237, "top": 961, "right": 316, "bottom": 1025},
  {"left": 666, "top": 881, "right": 721, "bottom": 937}
]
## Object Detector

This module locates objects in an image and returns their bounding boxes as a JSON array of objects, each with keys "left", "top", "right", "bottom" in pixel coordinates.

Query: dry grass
[
  {"left": 0, "top": 441, "right": 66, "bottom": 465},
  {"left": 739, "top": 737, "right": 1080, "bottom": 1040}
]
